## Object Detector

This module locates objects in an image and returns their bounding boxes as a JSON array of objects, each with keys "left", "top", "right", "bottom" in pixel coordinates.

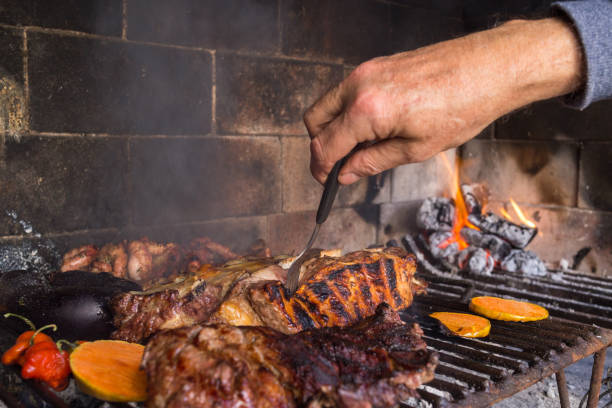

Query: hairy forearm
[{"left": 465, "top": 18, "right": 584, "bottom": 116}]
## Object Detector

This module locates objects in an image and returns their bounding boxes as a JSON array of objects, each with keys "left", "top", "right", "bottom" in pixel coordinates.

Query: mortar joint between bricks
[
  {"left": 122, "top": 0, "right": 128, "bottom": 40},
  {"left": 277, "top": 0, "right": 282, "bottom": 54},
  {"left": 22, "top": 28, "right": 29, "bottom": 134},
  {"left": 211, "top": 50, "right": 216, "bottom": 135}
]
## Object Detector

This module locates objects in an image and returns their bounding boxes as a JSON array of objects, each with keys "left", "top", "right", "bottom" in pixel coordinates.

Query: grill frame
[
  {"left": 1, "top": 237, "right": 611, "bottom": 408},
  {"left": 403, "top": 234, "right": 612, "bottom": 408}
]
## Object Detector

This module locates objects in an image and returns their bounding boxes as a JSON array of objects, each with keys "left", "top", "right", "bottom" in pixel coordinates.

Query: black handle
[{"left": 315, "top": 153, "right": 351, "bottom": 225}]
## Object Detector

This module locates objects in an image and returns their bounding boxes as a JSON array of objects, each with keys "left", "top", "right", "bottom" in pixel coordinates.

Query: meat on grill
[
  {"left": 143, "top": 303, "right": 438, "bottom": 408},
  {"left": 111, "top": 267, "right": 246, "bottom": 343},
  {"left": 112, "top": 247, "right": 425, "bottom": 342},
  {"left": 248, "top": 247, "right": 426, "bottom": 333},
  {"left": 60, "top": 237, "right": 238, "bottom": 284},
  {"left": 208, "top": 263, "right": 287, "bottom": 326}
]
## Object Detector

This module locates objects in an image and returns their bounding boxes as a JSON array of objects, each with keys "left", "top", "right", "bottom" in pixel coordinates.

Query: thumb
[{"left": 338, "top": 138, "right": 414, "bottom": 184}]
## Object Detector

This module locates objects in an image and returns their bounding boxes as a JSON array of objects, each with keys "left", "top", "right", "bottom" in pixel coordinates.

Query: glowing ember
[{"left": 509, "top": 199, "right": 536, "bottom": 229}]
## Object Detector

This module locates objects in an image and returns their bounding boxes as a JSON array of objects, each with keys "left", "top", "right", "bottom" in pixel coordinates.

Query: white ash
[
  {"left": 501, "top": 249, "right": 547, "bottom": 277},
  {"left": 460, "top": 227, "right": 512, "bottom": 262},
  {"left": 427, "top": 231, "right": 459, "bottom": 263},
  {"left": 559, "top": 258, "right": 570, "bottom": 271},
  {"left": 417, "top": 197, "right": 455, "bottom": 231},
  {"left": 457, "top": 246, "right": 495, "bottom": 275},
  {"left": 5, "top": 210, "right": 38, "bottom": 236}
]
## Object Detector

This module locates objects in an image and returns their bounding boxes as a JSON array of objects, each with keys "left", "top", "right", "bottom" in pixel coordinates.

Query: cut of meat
[
  {"left": 143, "top": 304, "right": 438, "bottom": 408},
  {"left": 208, "top": 264, "right": 287, "bottom": 326},
  {"left": 111, "top": 268, "right": 246, "bottom": 343},
  {"left": 249, "top": 247, "right": 426, "bottom": 333},
  {"left": 111, "top": 248, "right": 426, "bottom": 341}
]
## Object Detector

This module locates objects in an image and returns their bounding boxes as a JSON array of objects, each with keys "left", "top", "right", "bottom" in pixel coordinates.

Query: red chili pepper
[
  {"left": 21, "top": 341, "right": 71, "bottom": 391},
  {"left": 1, "top": 314, "right": 56, "bottom": 366}
]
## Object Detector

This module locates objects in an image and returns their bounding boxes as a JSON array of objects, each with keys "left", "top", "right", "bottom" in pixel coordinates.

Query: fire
[
  {"left": 499, "top": 207, "right": 513, "bottom": 221},
  {"left": 509, "top": 198, "right": 536, "bottom": 228},
  {"left": 438, "top": 153, "right": 479, "bottom": 250}
]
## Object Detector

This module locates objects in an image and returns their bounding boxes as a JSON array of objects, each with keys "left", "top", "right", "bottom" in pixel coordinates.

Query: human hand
[{"left": 305, "top": 18, "right": 583, "bottom": 185}]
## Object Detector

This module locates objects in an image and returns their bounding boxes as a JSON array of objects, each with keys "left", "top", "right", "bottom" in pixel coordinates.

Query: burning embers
[{"left": 416, "top": 184, "right": 546, "bottom": 276}]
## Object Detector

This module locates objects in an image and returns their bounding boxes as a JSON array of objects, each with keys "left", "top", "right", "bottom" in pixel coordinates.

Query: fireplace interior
[{"left": 0, "top": 0, "right": 611, "bottom": 407}]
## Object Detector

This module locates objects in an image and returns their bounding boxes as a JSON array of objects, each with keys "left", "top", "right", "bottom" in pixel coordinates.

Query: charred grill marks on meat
[
  {"left": 249, "top": 248, "right": 426, "bottom": 333},
  {"left": 143, "top": 304, "right": 437, "bottom": 408},
  {"left": 111, "top": 247, "right": 426, "bottom": 342},
  {"left": 111, "top": 269, "right": 245, "bottom": 343}
]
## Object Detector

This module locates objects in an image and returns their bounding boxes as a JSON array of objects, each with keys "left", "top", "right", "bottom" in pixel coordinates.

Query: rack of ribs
[
  {"left": 143, "top": 304, "right": 438, "bottom": 408},
  {"left": 112, "top": 247, "right": 426, "bottom": 342}
]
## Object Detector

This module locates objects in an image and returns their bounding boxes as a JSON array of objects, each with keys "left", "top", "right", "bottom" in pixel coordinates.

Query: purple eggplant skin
[
  {"left": 42, "top": 289, "right": 116, "bottom": 341},
  {"left": 0, "top": 270, "right": 140, "bottom": 341}
]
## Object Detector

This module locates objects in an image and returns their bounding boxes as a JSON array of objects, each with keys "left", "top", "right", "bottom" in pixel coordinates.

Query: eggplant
[{"left": 0, "top": 270, "right": 141, "bottom": 341}]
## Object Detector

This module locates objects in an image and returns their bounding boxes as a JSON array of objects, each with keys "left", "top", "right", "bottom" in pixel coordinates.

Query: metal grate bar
[
  {"left": 424, "top": 336, "right": 529, "bottom": 373},
  {"left": 436, "top": 363, "right": 491, "bottom": 391},
  {"left": 436, "top": 350, "right": 509, "bottom": 381}
]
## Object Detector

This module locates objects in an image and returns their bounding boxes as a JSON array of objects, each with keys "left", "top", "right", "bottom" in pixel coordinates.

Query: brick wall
[
  {"left": 0, "top": 0, "right": 463, "bottom": 256},
  {"left": 2, "top": 1, "right": 608, "bottom": 277}
]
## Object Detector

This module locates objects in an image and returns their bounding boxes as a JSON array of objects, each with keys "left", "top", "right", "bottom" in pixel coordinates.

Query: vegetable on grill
[
  {"left": 0, "top": 270, "right": 141, "bottom": 341},
  {"left": 69, "top": 340, "right": 147, "bottom": 402},
  {"left": 469, "top": 296, "right": 549, "bottom": 322},
  {"left": 21, "top": 340, "right": 71, "bottom": 391},
  {"left": 1, "top": 314, "right": 55, "bottom": 366},
  {"left": 429, "top": 312, "right": 491, "bottom": 337},
  {"left": 1, "top": 314, "right": 72, "bottom": 391}
]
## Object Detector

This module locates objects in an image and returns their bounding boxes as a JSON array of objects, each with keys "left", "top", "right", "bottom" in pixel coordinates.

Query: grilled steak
[
  {"left": 111, "top": 268, "right": 246, "bottom": 342},
  {"left": 112, "top": 247, "right": 425, "bottom": 341},
  {"left": 143, "top": 304, "right": 437, "bottom": 408},
  {"left": 249, "top": 247, "right": 426, "bottom": 333}
]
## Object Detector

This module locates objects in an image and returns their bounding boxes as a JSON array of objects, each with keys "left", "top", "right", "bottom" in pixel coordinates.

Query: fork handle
[{"left": 316, "top": 153, "right": 351, "bottom": 225}]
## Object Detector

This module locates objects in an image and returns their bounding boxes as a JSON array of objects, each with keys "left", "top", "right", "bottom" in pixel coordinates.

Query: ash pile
[{"left": 415, "top": 184, "right": 546, "bottom": 277}]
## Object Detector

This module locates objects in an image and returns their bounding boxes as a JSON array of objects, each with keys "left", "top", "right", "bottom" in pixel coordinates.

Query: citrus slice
[
  {"left": 69, "top": 340, "right": 147, "bottom": 402},
  {"left": 429, "top": 312, "right": 491, "bottom": 337},
  {"left": 469, "top": 296, "right": 549, "bottom": 322}
]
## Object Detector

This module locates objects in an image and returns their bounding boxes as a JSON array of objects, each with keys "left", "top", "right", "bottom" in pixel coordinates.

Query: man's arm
[{"left": 305, "top": 17, "right": 584, "bottom": 185}]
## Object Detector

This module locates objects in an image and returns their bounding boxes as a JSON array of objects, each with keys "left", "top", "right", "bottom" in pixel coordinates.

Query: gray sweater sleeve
[{"left": 551, "top": 0, "right": 612, "bottom": 109}]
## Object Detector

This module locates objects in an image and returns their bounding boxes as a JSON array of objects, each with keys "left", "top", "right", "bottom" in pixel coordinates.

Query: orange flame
[
  {"left": 438, "top": 153, "right": 479, "bottom": 250},
  {"left": 509, "top": 198, "right": 536, "bottom": 228},
  {"left": 499, "top": 207, "right": 513, "bottom": 221}
]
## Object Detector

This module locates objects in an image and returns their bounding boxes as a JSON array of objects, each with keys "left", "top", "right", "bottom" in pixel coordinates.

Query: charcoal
[
  {"left": 386, "top": 239, "right": 400, "bottom": 248},
  {"left": 460, "top": 184, "right": 487, "bottom": 215},
  {"left": 457, "top": 247, "right": 495, "bottom": 275},
  {"left": 417, "top": 197, "right": 455, "bottom": 231},
  {"left": 427, "top": 231, "right": 459, "bottom": 263},
  {"left": 460, "top": 227, "right": 512, "bottom": 262},
  {"left": 0, "top": 239, "right": 61, "bottom": 279},
  {"left": 467, "top": 212, "right": 537, "bottom": 249},
  {"left": 501, "top": 249, "right": 547, "bottom": 276},
  {"left": 572, "top": 247, "right": 591, "bottom": 269}
]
